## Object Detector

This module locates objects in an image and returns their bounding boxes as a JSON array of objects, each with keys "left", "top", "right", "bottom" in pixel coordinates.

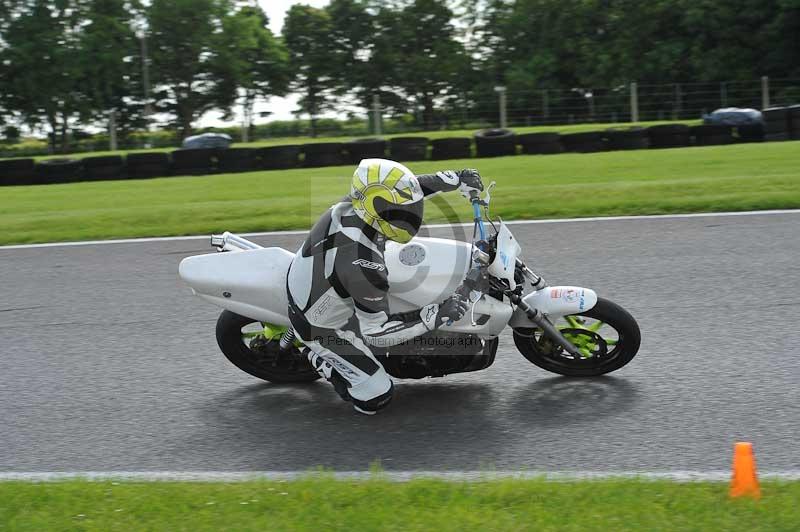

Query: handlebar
[{"left": 470, "top": 190, "right": 486, "bottom": 241}]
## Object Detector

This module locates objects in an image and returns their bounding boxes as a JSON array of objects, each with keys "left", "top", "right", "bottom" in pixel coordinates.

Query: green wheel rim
[{"left": 560, "top": 315, "right": 618, "bottom": 359}]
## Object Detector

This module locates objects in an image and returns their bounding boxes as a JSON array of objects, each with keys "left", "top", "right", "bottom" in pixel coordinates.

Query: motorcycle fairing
[
  {"left": 179, "top": 247, "right": 295, "bottom": 327},
  {"left": 487, "top": 221, "right": 522, "bottom": 290},
  {"left": 508, "top": 286, "right": 598, "bottom": 329}
]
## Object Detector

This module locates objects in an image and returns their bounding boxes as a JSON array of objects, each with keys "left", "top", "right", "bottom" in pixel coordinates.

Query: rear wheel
[
  {"left": 513, "top": 297, "right": 640, "bottom": 376},
  {"left": 215, "top": 310, "right": 320, "bottom": 383}
]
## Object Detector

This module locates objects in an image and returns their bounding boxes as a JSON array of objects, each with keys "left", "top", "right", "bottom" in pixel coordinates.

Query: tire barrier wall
[
  {"left": 83, "top": 155, "right": 127, "bottom": 181},
  {"left": 126, "top": 152, "right": 171, "bottom": 179},
  {"left": 790, "top": 105, "right": 800, "bottom": 140},
  {"left": 3, "top": 110, "right": 799, "bottom": 186},
  {"left": 606, "top": 128, "right": 649, "bottom": 150},
  {"left": 0, "top": 158, "right": 36, "bottom": 186},
  {"left": 302, "top": 143, "right": 346, "bottom": 168},
  {"left": 691, "top": 125, "right": 734, "bottom": 146},
  {"left": 345, "top": 138, "right": 387, "bottom": 164},
  {"left": 217, "top": 148, "right": 259, "bottom": 173},
  {"left": 389, "top": 137, "right": 429, "bottom": 161},
  {"left": 474, "top": 129, "right": 517, "bottom": 157},
  {"left": 517, "top": 133, "right": 564, "bottom": 154},
  {"left": 562, "top": 131, "right": 607, "bottom": 153},
  {"left": 431, "top": 138, "right": 471, "bottom": 160},
  {"left": 258, "top": 145, "right": 301, "bottom": 170},
  {"left": 646, "top": 124, "right": 692, "bottom": 149},
  {"left": 736, "top": 124, "right": 765, "bottom": 142},
  {"left": 35, "top": 159, "right": 84, "bottom": 184},
  {"left": 171, "top": 148, "right": 220, "bottom": 176},
  {"left": 762, "top": 107, "right": 791, "bottom": 141}
]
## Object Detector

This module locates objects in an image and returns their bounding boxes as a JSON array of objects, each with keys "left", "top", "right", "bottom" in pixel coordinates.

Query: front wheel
[
  {"left": 513, "top": 297, "right": 641, "bottom": 376},
  {"left": 216, "top": 310, "right": 320, "bottom": 383}
]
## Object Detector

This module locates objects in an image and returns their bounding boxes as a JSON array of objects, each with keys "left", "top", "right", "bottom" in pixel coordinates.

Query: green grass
[
  {"left": 1, "top": 141, "right": 798, "bottom": 245},
  {"left": 1, "top": 478, "right": 798, "bottom": 531},
  {"left": 7, "top": 120, "right": 699, "bottom": 162}
]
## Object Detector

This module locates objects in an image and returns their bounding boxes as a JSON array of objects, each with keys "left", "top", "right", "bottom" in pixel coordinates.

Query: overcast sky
[{"left": 261, "top": 0, "right": 330, "bottom": 35}]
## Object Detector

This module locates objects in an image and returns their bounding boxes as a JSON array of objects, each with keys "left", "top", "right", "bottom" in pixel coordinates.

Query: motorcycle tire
[
  {"left": 513, "top": 297, "right": 640, "bottom": 377},
  {"left": 215, "top": 310, "right": 320, "bottom": 383}
]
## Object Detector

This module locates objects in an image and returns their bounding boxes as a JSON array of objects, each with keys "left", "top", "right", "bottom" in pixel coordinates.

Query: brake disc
[{"left": 538, "top": 328, "right": 608, "bottom": 359}]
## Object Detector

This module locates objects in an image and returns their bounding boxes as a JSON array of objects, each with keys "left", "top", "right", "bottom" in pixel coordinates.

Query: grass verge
[
  {"left": 1, "top": 478, "right": 798, "bottom": 531},
  {"left": 1, "top": 141, "right": 798, "bottom": 245}
]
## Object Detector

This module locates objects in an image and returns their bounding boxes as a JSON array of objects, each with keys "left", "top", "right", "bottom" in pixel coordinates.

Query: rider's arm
[
  {"left": 416, "top": 169, "right": 483, "bottom": 198},
  {"left": 335, "top": 246, "right": 438, "bottom": 347}
]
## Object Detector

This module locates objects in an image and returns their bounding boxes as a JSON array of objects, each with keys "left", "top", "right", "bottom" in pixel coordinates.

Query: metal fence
[{"left": 373, "top": 76, "right": 800, "bottom": 133}]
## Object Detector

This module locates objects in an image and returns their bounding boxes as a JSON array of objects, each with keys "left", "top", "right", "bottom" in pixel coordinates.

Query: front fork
[{"left": 508, "top": 291, "right": 584, "bottom": 359}]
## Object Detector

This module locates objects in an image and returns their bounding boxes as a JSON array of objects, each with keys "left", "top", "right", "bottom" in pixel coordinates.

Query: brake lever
[
  {"left": 465, "top": 180, "right": 496, "bottom": 206},
  {"left": 483, "top": 181, "right": 496, "bottom": 207}
]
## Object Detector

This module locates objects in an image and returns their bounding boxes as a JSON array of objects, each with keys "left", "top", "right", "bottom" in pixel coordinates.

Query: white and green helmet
[{"left": 350, "top": 158, "right": 425, "bottom": 244}]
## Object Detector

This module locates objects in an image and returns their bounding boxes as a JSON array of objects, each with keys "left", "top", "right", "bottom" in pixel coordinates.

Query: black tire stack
[
  {"left": 605, "top": 128, "right": 649, "bottom": 150},
  {"left": 517, "top": 132, "right": 564, "bottom": 155},
  {"left": 126, "top": 152, "right": 171, "bottom": 179},
  {"left": 561, "top": 131, "right": 606, "bottom": 153},
  {"left": 691, "top": 125, "right": 734, "bottom": 146},
  {"left": 474, "top": 129, "right": 517, "bottom": 157},
  {"left": 0, "top": 158, "right": 35, "bottom": 186},
  {"left": 736, "top": 124, "right": 765, "bottom": 143},
  {"left": 345, "top": 138, "right": 387, "bottom": 164},
  {"left": 303, "top": 143, "right": 346, "bottom": 167},
  {"left": 790, "top": 105, "right": 800, "bottom": 140},
  {"left": 258, "top": 145, "right": 301, "bottom": 170},
  {"left": 762, "top": 107, "right": 790, "bottom": 141},
  {"left": 217, "top": 148, "right": 259, "bottom": 173},
  {"left": 431, "top": 138, "right": 471, "bottom": 160},
  {"left": 171, "top": 148, "right": 219, "bottom": 175},
  {"left": 646, "top": 124, "right": 691, "bottom": 149},
  {"left": 35, "top": 158, "right": 84, "bottom": 184},
  {"left": 389, "top": 137, "right": 429, "bottom": 161},
  {"left": 83, "top": 155, "right": 126, "bottom": 181}
]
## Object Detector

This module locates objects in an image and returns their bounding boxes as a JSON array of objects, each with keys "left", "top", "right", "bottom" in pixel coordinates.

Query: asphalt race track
[{"left": 1, "top": 212, "right": 799, "bottom": 473}]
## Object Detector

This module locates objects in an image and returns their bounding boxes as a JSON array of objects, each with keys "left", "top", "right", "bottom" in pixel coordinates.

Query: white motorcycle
[{"left": 179, "top": 183, "right": 640, "bottom": 383}]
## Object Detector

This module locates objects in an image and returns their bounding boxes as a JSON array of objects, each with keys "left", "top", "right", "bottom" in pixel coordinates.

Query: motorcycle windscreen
[{"left": 373, "top": 196, "right": 424, "bottom": 241}]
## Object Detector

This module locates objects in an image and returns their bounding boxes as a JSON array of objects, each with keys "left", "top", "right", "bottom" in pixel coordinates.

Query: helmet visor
[{"left": 373, "top": 196, "right": 424, "bottom": 241}]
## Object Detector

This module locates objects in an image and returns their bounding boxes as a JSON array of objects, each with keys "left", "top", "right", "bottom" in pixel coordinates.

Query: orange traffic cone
[{"left": 730, "top": 442, "right": 761, "bottom": 499}]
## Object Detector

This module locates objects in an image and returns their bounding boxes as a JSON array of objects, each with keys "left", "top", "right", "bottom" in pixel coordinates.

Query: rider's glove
[
  {"left": 456, "top": 168, "right": 484, "bottom": 198},
  {"left": 420, "top": 295, "right": 470, "bottom": 330}
]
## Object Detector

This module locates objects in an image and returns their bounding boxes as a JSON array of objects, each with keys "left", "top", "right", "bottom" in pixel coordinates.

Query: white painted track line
[
  {"left": 2, "top": 470, "right": 800, "bottom": 482},
  {"left": 1, "top": 209, "right": 798, "bottom": 251}
]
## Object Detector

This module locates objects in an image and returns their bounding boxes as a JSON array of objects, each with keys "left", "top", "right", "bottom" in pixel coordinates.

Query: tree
[
  {"left": 326, "top": 0, "right": 377, "bottom": 106},
  {"left": 683, "top": 0, "right": 796, "bottom": 80},
  {"left": 391, "top": 0, "right": 472, "bottom": 128},
  {"left": 78, "top": 0, "right": 144, "bottom": 141},
  {"left": 147, "top": 0, "right": 239, "bottom": 140},
  {"left": 325, "top": 0, "right": 414, "bottom": 117},
  {"left": 472, "top": 0, "right": 694, "bottom": 122},
  {"left": 0, "top": 0, "right": 85, "bottom": 152},
  {"left": 282, "top": 4, "right": 336, "bottom": 137},
  {"left": 217, "top": 4, "right": 290, "bottom": 141}
]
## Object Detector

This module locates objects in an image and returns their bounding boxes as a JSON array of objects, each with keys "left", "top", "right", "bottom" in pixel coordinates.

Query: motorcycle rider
[{"left": 287, "top": 158, "right": 484, "bottom": 414}]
